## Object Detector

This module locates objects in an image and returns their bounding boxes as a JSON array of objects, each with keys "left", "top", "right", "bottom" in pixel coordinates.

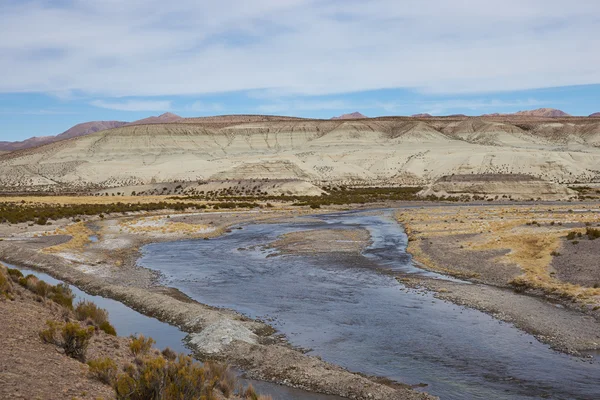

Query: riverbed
[{"left": 139, "top": 210, "right": 600, "bottom": 400}]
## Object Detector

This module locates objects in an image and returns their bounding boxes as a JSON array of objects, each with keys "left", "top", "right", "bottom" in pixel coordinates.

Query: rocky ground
[{"left": 268, "top": 228, "right": 371, "bottom": 255}]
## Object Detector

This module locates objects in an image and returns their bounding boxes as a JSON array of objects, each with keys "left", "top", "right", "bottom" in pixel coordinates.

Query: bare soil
[{"left": 552, "top": 236, "right": 600, "bottom": 287}]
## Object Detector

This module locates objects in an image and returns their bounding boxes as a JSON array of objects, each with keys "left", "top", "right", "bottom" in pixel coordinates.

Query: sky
[{"left": 1, "top": 0, "right": 599, "bottom": 141}]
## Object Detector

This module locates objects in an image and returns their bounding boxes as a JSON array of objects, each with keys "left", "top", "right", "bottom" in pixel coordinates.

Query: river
[{"left": 138, "top": 209, "right": 600, "bottom": 400}]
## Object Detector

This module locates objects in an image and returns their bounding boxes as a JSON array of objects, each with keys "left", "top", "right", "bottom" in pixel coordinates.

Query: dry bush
[
  {"left": 113, "top": 350, "right": 267, "bottom": 400},
  {"left": 48, "top": 283, "right": 75, "bottom": 309},
  {"left": 88, "top": 357, "right": 118, "bottom": 385},
  {"left": 0, "top": 265, "right": 15, "bottom": 299},
  {"left": 75, "top": 300, "right": 117, "bottom": 335},
  {"left": 586, "top": 227, "right": 600, "bottom": 240},
  {"left": 129, "top": 334, "right": 155, "bottom": 356},
  {"left": 39, "top": 320, "right": 95, "bottom": 362},
  {"left": 161, "top": 347, "right": 177, "bottom": 361}
]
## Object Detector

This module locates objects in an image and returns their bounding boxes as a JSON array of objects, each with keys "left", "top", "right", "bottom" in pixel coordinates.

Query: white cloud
[
  {"left": 0, "top": 0, "right": 599, "bottom": 97},
  {"left": 255, "top": 98, "right": 546, "bottom": 116},
  {"left": 90, "top": 99, "right": 172, "bottom": 111},
  {"left": 185, "top": 101, "right": 224, "bottom": 113}
]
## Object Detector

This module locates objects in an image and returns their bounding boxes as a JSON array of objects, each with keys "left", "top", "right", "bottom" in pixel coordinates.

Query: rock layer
[{"left": 1, "top": 115, "right": 600, "bottom": 191}]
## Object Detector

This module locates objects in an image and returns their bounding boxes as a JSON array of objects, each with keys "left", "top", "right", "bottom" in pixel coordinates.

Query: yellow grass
[
  {"left": 44, "top": 222, "right": 94, "bottom": 253},
  {"left": 396, "top": 204, "right": 600, "bottom": 303},
  {"left": 120, "top": 216, "right": 222, "bottom": 237}
]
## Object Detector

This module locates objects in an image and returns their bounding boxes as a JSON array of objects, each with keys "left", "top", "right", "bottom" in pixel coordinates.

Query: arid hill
[
  {"left": 590, "top": 112, "right": 600, "bottom": 117},
  {"left": 419, "top": 174, "right": 576, "bottom": 201},
  {"left": 482, "top": 108, "right": 570, "bottom": 118},
  {"left": 331, "top": 112, "right": 367, "bottom": 119},
  {"left": 513, "top": 108, "right": 570, "bottom": 117},
  {"left": 125, "top": 112, "right": 183, "bottom": 126},
  {"left": 0, "top": 121, "right": 126, "bottom": 152},
  {"left": 0, "top": 115, "right": 599, "bottom": 192}
]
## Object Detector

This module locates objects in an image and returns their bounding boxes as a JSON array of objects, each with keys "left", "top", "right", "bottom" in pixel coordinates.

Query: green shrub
[
  {"left": 88, "top": 357, "right": 118, "bottom": 385},
  {"left": 99, "top": 320, "right": 117, "bottom": 336},
  {"left": 129, "top": 334, "right": 155, "bottom": 356},
  {"left": 6, "top": 268, "right": 23, "bottom": 281}
]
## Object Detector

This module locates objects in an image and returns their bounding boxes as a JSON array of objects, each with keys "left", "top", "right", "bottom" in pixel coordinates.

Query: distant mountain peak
[
  {"left": 126, "top": 112, "right": 183, "bottom": 126},
  {"left": 411, "top": 113, "right": 432, "bottom": 118},
  {"left": 513, "top": 108, "right": 570, "bottom": 117},
  {"left": 159, "top": 112, "right": 179, "bottom": 118},
  {"left": 0, "top": 120, "right": 126, "bottom": 152},
  {"left": 331, "top": 112, "right": 367, "bottom": 120},
  {"left": 590, "top": 112, "right": 600, "bottom": 117}
]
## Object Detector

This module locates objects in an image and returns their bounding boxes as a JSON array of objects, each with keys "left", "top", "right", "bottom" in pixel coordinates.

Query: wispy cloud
[
  {"left": 255, "top": 97, "right": 547, "bottom": 116},
  {"left": 0, "top": 1, "right": 598, "bottom": 98},
  {"left": 0, "top": 109, "right": 77, "bottom": 115},
  {"left": 184, "top": 101, "right": 224, "bottom": 113},
  {"left": 90, "top": 99, "right": 172, "bottom": 112}
]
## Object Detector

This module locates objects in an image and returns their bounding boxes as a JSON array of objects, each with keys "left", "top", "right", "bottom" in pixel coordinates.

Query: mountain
[
  {"left": 0, "top": 120, "right": 126, "bottom": 152},
  {"left": 513, "top": 108, "right": 570, "bottom": 117},
  {"left": 331, "top": 112, "right": 367, "bottom": 120},
  {"left": 126, "top": 112, "right": 182, "bottom": 126},
  {"left": 1, "top": 115, "right": 600, "bottom": 191},
  {"left": 590, "top": 112, "right": 600, "bottom": 117},
  {"left": 411, "top": 113, "right": 432, "bottom": 118}
]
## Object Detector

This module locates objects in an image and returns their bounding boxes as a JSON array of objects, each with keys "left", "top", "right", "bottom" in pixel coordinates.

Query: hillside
[
  {"left": 0, "top": 121, "right": 126, "bottom": 152},
  {"left": 125, "top": 112, "right": 182, "bottom": 125},
  {"left": 513, "top": 108, "right": 570, "bottom": 117},
  {"left": 331, "top": 112, "right": 367, "bottom": 120},
  {"left": 0, "top": 115, "right": 599, "bottom": 191},
  {"left": 590, "top": 112, "right": 600, "bottom": 117}
]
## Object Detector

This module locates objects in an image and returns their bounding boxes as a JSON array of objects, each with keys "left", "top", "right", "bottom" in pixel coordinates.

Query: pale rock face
[
  {"left": 0, "top": 116, "right": 599, "bottom": 191},
  {"left": 187, "top": 320, "right": 259, "bottom": 354}
]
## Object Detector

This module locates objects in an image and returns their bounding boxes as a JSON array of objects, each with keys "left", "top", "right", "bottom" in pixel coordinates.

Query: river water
[{"left": 138, "top": 210, "right": 600, "bottom": 400}]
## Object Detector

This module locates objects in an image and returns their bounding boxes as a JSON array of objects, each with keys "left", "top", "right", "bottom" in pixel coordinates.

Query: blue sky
[{"left": 1, "top": 0, "right": 599, "bottom": 141}]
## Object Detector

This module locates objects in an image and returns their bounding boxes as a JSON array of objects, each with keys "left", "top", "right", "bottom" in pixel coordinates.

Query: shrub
[
  {"left": 39, "top": 320, "right": 61, "bottom": 344},
  {"left": 586, "top": 227, "right": 600, "bottom": 240},
  {"left": 75, "top": 300, "right": 116, "bottom": 334},
  {"left": 62, "top": 322, "right": 95, "bottom": 361},
  {"left": 40, "top": 320, "right": 95, "bottom": 362},
  {"left": 88, "top": 357, "right": 118, "bottom": 385},
  {"left": 0, "top": 266, "right": 14, "bottom": 299},
  {"left": 566, "top": 231, "right": 577, "bottom": 240},
  {"left": 129, "top": 334, "right": 155, "bottom": 356},
  {"left": 6, "top": 268, "right": 23, "bottom": 281},
  {"left": 99, "top": 320, "right": 117, "bottom": 336},
  {"left": 161, "top": 347, "right": 177, "bottom": 361},
  {"left": 48, "top": 283, "right": 75, "bottom": 309}
]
